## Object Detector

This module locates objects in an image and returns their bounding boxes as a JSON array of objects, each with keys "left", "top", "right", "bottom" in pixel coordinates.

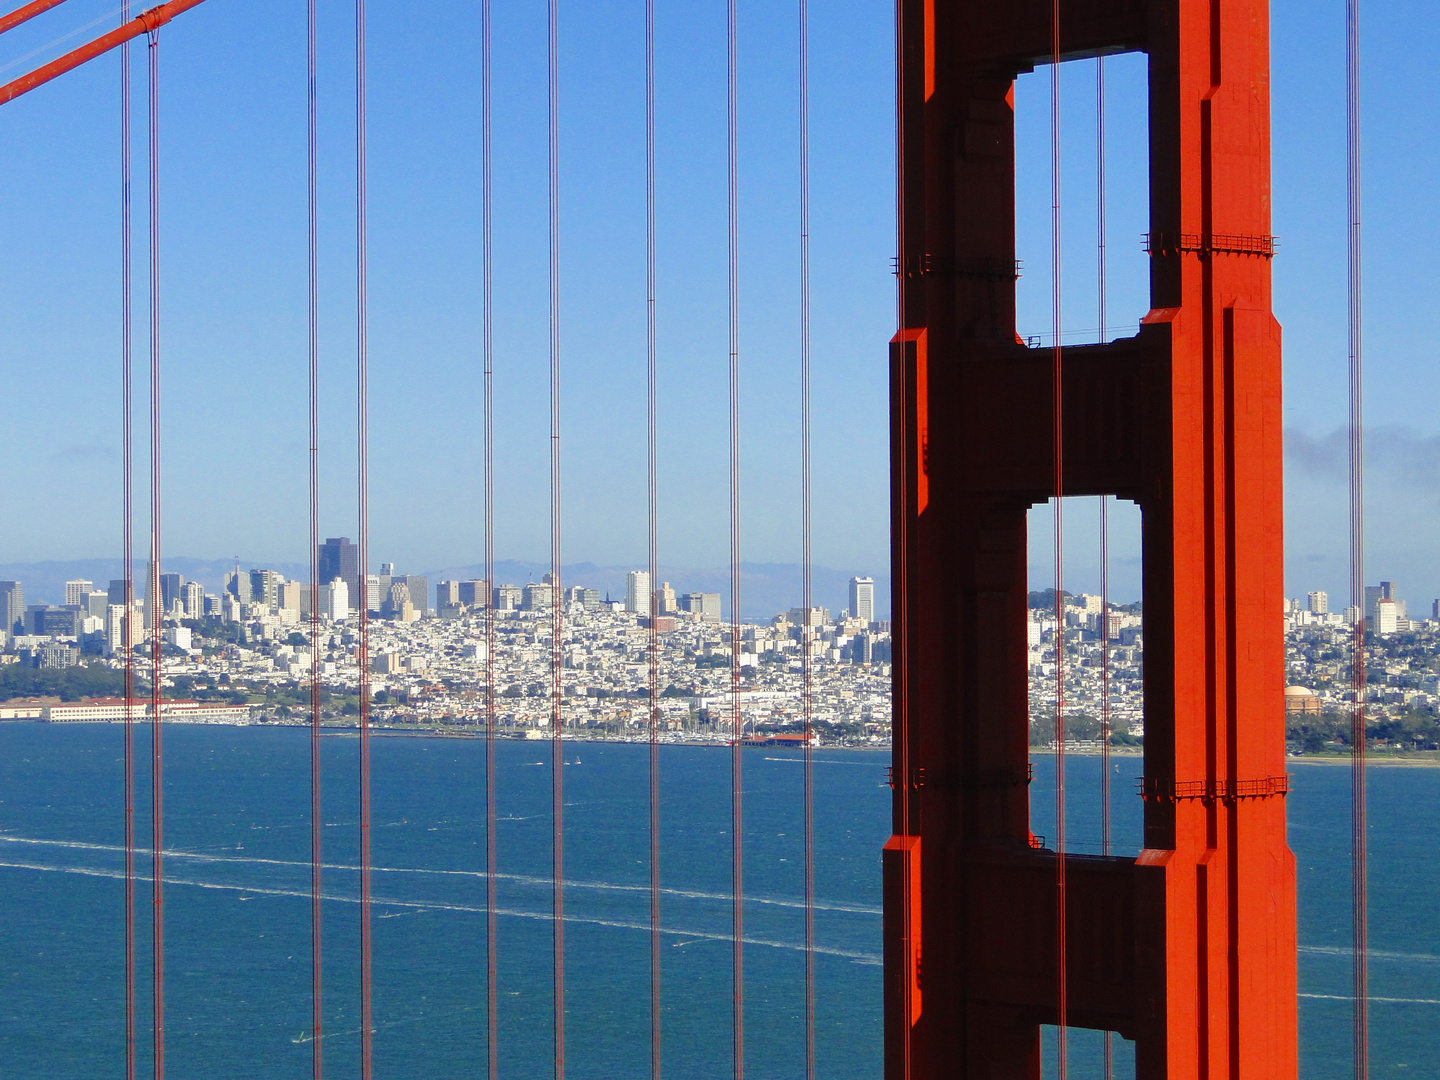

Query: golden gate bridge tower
[{"left": 885, "top": 1, "right": 1298, "bottom": 1077}]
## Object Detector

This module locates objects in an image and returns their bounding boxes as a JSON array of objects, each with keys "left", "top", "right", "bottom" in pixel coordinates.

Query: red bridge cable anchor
[{"left": 0, "top": 0, "right": 210, "bottom": 106}]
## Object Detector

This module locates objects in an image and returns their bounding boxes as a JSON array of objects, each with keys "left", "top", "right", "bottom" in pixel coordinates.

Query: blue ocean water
[{"left": 0, "top": 725, "right": 1434, "bottom": 1078}]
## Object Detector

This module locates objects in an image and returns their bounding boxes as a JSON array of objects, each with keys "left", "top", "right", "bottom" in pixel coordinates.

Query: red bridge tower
[{"left": 885, "top": 1, "right": 1297, "bottom": 1077}]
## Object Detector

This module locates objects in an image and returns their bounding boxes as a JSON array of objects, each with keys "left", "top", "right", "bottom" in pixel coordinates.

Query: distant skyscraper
[
  {"left": 65, "top": 579, "right": 93, "bottom": 606},
  {"left": 249, "top": 570, "right": 283, "bottom": 612},
  {"left": 625, "top": 570, "right": 651, "bottom": 614},
  {"left": 1307, "top": 590, "right": 1328, "bottom": 614},
  {"left": 85, "top": 590, "right": 111, "bottom": 619},
  {"left": 277, "top": 581, "right": 301, "bottom": 615},
  {"left": 403, "top": 576, "right": 428, "bottom": 615},
  {"left": 658, "top": 582, "right": 676, "bottom": 614},
  {"left": 849, "top": 576, "right": 876, "bottom": 622},
  {"left": 1365, "top": 581, "right": 1402, "bottom": 624},
  {"left": 108, "top": 579, "right": 130, "bottom": 608},
  {"left": 458, "top": 580, "right": 488, "bottom": 608},
  {"left": 365, "top": 575, "right": 383, "bottom": 614},
  {"left": 321, "top": 578, "right": 350, "bottom": 622},
  {"left": 523, "top": 581, "right": 555, "bottom": 611},
  {"left": 318, "top": 538, "right": 360, "bottom": 601},
  {"left": 0, "top": 581, "right": 25, "bottom": 635},
  {"left": 493, "top": 584, "right": 522, "bottom": 611},
  {"left": 436, "top": 580, "right": 461, "bottom": 611},
  {"left": 160, "top": 573, "right": 185, "bottom": 614},
  {"left": 379, "top": 562, "right": 396, "bottom": 577}
]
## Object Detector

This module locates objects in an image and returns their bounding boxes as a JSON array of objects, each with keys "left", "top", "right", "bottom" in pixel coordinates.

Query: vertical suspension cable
[
  {"left": 145, "top": 28, "right": 164, "bottom": 1080},
  {"left": 797, "top": 0, "right": 814, "bottom": 1075},
  {"left": 306, "top": 0, "right": 323, "bottom": 1071},
  {"left": 547, "top": 0, "right": 565, "bottom": 1075},
  {"left": 1095, "top": 53, "right": 1112, "bottom": 1080},
  {"left": 119, "top": 9, "right": 135, "bottom": 1079},
  {"left": 1345, "top": 0, "right": 1368, "bottom": 1074},
  {"left": 481, "top": 0, "right": 498, "bottom": 1075},
  {"left": 353, "top": 0, "right": 373, "bottom": 1071},
  {"left": 725, "top": 0, "right": 744, "bottom": 1073},
  {"left": 1049, "top": 8, "right": 1067, "bottom": 1078},
  {"left": 644, "top": 0, "right": 662, "bottom": 1074}
]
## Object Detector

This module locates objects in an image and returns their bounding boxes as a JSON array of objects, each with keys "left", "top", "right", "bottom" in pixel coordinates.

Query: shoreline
[{"left": 10, "top": 719, "right": 1440, "bottom": 766}]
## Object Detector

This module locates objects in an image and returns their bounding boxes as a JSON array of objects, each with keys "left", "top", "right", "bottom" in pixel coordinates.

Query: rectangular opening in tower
[
  {"left": 1013, "top": 52, "right": 1150, "bottom": 348},
  {"left": 1026, "top": 495, "right": 1143, "bottom": 859}
]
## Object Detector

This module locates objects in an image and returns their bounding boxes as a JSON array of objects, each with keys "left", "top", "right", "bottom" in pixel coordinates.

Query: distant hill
[
  {"left": 0, "top": 556, "right": 889, "bottom": 621},
  {"left": 0, "top": 557, "right": 306, "bottom": 608}
]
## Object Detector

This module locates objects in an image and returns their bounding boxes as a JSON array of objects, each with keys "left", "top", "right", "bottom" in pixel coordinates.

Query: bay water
[{"left": 0, "top": 724, "right": 1434, "bottom": 1077}]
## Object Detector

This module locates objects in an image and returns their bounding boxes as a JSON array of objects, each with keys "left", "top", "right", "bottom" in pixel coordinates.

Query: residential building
[
  {"left": 849, "top": 576, "right": 876, "bottom": 622},
  {"left": 1308, "top": 590, "right": 1328, "bottom": 615},
  {"left": 523, "top": 581, "right": 555, "bottom": 612},
  {"left": 493, "top": 584, "right": 522, "bottom": 611},
  {"left": 625, "top": 570, "right": 651, "bottom": 614},
  {"left": 1375, "top": 598, "right": 1399, "bottom": 635},
  {"left": 321, "top": 578, "right": 350, "bottom": 622},
  {"left": 681, "top": 592, "right": 723, "bottom": 622}
]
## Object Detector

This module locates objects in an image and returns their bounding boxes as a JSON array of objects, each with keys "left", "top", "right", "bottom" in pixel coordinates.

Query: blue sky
[{"left": 0, "top": 0, "right": 1436, "bottom": 611}]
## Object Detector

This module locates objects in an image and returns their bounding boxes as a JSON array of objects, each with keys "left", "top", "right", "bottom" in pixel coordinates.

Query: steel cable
[
  {"left": 481, "top": 0, "right": 498, "bottom": 1075},
  {"left": 353, "top": 0, "right": 373, "bottom": 1070},
  {"left": 1345, "top": 0, "right": 1368, "bottom": 1074},
  {"left": 644, "top": 0, "right": 662, "bottom": 1074},
  {"left": 798, "top": 0, "right": 815, "bottom": 1074},
  {"left": 726, "top": 0, "right": 744, "bottom": 1073},
  {"left": 1096, "top": 53, "right": 1112, "bottom": 1080},
  {"left": 1049, "top": 7, "right": 1068, "bottom": 1077},
  {"left": 306, "top": 0, "right": 323, "bottom": 1070},
  {"left": 119, "top": 9, "right": 136, "bottom": 1076},
  {"left": 547, "top": 0, "right": 566, "bottom": 1074},
  {"left": 146, "top": 28, "right": 164, "bottom": 1078}
]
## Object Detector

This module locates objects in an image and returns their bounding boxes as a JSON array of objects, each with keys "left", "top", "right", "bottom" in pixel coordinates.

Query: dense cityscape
[{"left": 3, "top": 540, "right": 1439, "bottom": 753}]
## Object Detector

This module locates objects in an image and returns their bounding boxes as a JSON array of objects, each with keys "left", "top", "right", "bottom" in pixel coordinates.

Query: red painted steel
[
  {"left": 146, "top": 32, "right": 164, "bottom": 1078},
  {"left": 0, "top": 0, "right": 71, "bottom": 37},
  {"left": 306, "top": 0, "right": 323, "bottom": 1070},
  {"left": 119, "top": 8, "right": 136, "bottom": 1077},
  {"left": 0, "top": 0, "right": 209, "bottom": 106},
  {"left": 886, "top": 2, "right": 1298, "bottom": 1077},
  {"left": 353, "top": 1, "right": 373, "bottom": 1073}
]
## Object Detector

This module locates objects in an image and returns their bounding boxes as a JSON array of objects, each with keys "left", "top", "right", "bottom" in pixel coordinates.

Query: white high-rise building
[
  {"left": 65, "top": 579, "right": 93, "bottom": 606},
  {"left": 1307, "top": 590, "right": 1328, "bottom": 615},
  {"left": 321, "top": 578, "right": 350, "bottom": 622},
  {"left": 625, "top": 570, "right": 651, "bottom": 614},
  {"left": 182, "top": 581, "right": 204, "bottom": 619},
  {"left": 849, "top": 576, "right": 875, "bottom": 623},
  {"left": 85, "top": 590, "right": 111, "bottom": 619},
  {"left": 1375, "top": 597, "right": 1399, "bottom": 635}
]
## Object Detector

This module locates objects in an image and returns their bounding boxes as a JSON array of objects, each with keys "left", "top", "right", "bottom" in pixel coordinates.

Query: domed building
[{"left": 1283, "top": 685, "right": 1321, "bottom": 714}]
